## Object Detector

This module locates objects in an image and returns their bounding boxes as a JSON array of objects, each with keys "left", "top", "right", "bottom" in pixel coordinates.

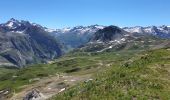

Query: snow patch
[
  {"left": 124, "top": 34, "right": 130, "bottom": 37},
  {"left": 144, "top": 28, "right": 152, "bottom": 33},
  {"left": 110, "top": 41, "right": 114, "bottom": 43},
  {"left": 61, "top": 28, "right": 71, "bottom": 33},
  {"left": 121, "top": 38, "right": 125, "bottom": 41},
  {"left": 114, "top": 40, "right": 120, "bottom": 43},
  {"left": 96, "top": 40, "right": 103, "bottom": 43},
  {"left": 11, "top": 30, "right": 24, "bottom": 34},
  {"left": 109, "top": 46, "right": 113, "bottom": 49},
  {"left": 45, "top": 28, "right": 56, "bottom": 33},
  {"left": 7, "top": 22, "right": 14, "bottom": 27},
  {"left": 124, "top": 27, "right": 142, "bottom": 33},
  {"left": 95, "top": 26, "right": 104, "bottom": 29},
  {"left": 16, "top": 31, "right": 24, "bottom": 34}
]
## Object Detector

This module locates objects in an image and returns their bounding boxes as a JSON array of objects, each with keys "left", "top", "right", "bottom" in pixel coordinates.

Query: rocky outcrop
[
  {"left": 90, "top": 26, "right": 128, "bottom": 42},
  {"left": 23, "top": 89, "right": 46, "bottom": 100}
]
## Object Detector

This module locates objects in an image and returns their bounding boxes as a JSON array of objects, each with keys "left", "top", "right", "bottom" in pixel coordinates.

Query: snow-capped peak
[
  {"left": 123, "top": 26, "right": 143, "bottom": 33},
  {"left": 5, "top": 18, "right": 21, "bottom": 29},
  {"left": 6, "top": 21, "right": 14, "bottom": 28},
  {"left": 123, "top": 25, "right": 170, "bottom": 38},
  {"left": 61, "top": 27, "right": 72, "bottom": 33},
  {"left": 92, "top": 25, "right": 104, "bottom": 29},
  {"left": 0, "top": 18, "right": 49, "bottom": 34}
]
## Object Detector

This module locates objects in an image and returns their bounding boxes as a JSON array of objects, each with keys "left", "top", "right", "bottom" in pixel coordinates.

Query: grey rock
[{"left": 23, "top": 89, "right": 45, "bottom": 100}]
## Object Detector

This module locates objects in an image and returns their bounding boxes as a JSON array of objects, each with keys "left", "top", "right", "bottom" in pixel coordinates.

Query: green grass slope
[
  {"left": 0, "top": 46, "right": 169, "bottom": 100},
  {"left": 51, "top": 48, "right": 170, "bottom": 100},
  {"left": 1, "top": 49, "right": 134, "bottom": 98}
]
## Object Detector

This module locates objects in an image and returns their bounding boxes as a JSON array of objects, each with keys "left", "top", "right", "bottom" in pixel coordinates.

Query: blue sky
[{"left": 0, "top": 0, "right": 169, "bottom": 28}]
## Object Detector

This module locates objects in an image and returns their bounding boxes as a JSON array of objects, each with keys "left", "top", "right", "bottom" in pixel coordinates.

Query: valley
[
  {"left": 0, "top": 19, "right": 170, "bottom": 100},
  {"left": 0, "top": 47, "right": 145, "bottom": 100},
  {"left": 1, "top": 46, "right": 170, "bottom": 100}
]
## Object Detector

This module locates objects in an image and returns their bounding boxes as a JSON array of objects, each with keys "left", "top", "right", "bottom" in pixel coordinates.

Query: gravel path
[{"left": 10, "top": 74, "right": 91, "bottom": 100}]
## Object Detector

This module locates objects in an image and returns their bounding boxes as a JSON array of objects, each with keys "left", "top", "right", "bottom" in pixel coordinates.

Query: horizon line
[{"left": 0, "top": 18, "right": 169, "bottom": 29}]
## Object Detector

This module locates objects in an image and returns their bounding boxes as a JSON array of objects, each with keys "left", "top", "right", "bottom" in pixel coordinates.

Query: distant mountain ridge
[
  {"left": 76, "top": 25, "right": 170, "bottom": 52},
  {"left": 53, "top": 25, "right": 105, "bottom": 51},
  {"left": 51, "top": 25, "right": 170, "bottom": 51},
  {"left": 123, "top": 25, "right": 170, "bottom": 38},
  {"left": 2, "top": 18, "right": 169, "bottom": 39}
]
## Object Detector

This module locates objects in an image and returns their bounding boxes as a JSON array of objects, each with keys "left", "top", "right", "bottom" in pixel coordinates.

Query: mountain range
[
  {"left": 0, "top": 18, "right": 170, "bottom": 68},
  {"left": 123, "top": 25, "right": 170, "bottom": 38},
  {"left": 51, "top": 24, "right": 170, "bottom": 51}
]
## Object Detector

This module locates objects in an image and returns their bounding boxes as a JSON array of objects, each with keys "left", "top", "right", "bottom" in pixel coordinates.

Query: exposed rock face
[
  {"left": 0, "top": 19, "right": 63, "bottom": 68},
  {"left": 0, "top": 88, "right": 11, "bottom": 100},
  {"left": 23, "top": 89, "right": 46, "bottom": 100},
  {"left": 90, "top": 26, "right": 128, "bottom": 42}
]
